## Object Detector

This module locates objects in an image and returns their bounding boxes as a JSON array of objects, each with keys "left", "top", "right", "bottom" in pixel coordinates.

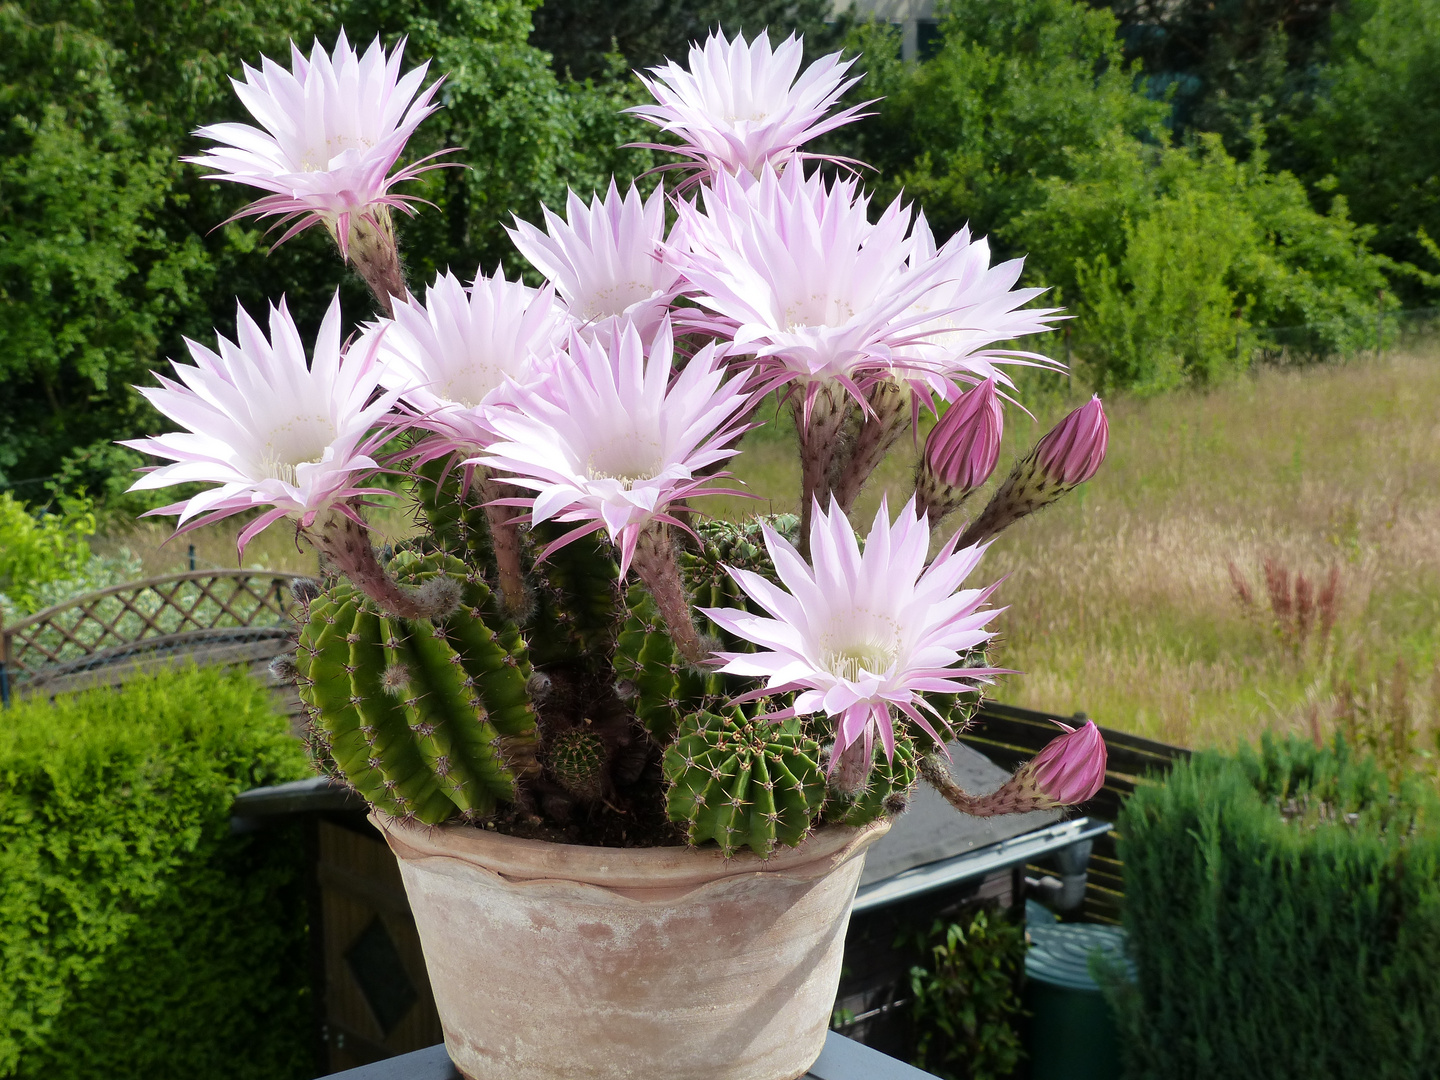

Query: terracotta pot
[{"left": 373, "top": 812, "right": 890, "bottom": 1080}]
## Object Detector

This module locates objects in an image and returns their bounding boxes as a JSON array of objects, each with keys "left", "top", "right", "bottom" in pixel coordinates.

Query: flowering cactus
[
  {"left": 129, "top": 31, "right": 1111, "bottom": 848},
  {"left": 186, "top": 32, "right": 449, "bottom": 311}
]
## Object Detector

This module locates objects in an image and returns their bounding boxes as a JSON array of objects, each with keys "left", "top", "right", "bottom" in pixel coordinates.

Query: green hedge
[
  {"left": 1114, "top": 736, "right": 1440, "bottom": 1080},
  {"left": 0, "top": 667, "right": 314, "bottom": 1080}
]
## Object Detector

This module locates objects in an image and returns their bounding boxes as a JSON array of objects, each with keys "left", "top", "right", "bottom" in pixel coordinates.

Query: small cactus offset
[
  {"left": 664, "top": 706, "right": 826, "bottom": 857},
  {"left": 545, "top": 726, "right": 611, "bottom": 802},
  {"left": 132, "top": 33, "right": 1112, "bottom": 853}
]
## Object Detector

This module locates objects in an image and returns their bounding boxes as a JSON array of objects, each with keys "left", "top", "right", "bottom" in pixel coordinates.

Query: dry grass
[
  {"left": 703, "top": 347, "right": 1440, "bottom": 753},
  {"left": 100, "top": 346, "right": 1440, "bottom": 754}
]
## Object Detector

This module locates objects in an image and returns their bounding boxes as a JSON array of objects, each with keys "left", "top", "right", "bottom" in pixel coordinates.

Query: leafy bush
[
  {"left": 0, "top": 667, "right": 314, "bottom": 1080},
  {"left": 843, "top": 0, "right": 1167, "bottom": 246},
  {"left": 1012, "top": 133, "right": 1389, "bottom": 388},
  {"left": 0, "top": 0, "right": 657, "bottom": 488},
  {"left": 907, "top": 906, "right": 1027, "bottom": 1080},
  {"left": 0, "top": 494, "right": 96, "bottom": 614},
  {"left": 1114, "top": 735, "right": 1440, "bottom": 1079}
]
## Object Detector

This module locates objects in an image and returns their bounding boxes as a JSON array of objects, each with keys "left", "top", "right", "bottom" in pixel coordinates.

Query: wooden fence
[
  {"left": 0, "top": 569, "right": 306, "bottom": 704},
  {"left": 961, "top": 701, "right": 1190, "bottom": 923}
]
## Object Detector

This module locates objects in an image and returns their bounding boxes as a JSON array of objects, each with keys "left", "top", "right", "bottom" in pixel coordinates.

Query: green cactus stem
[
  {"left": 527, "top": 521, "right": 623, "bottom": 667},
  {"left": 614, "top": 584, "right": 722, "bottom": 743},
  {"left": 413, "top": 454, "right": 496, "bottom": 570},
  {"left": 664, "top": 707, "right": 825, "bottom": 857},
  {"left": 296, "top": 551, "right": 538, "bottom": 824}
]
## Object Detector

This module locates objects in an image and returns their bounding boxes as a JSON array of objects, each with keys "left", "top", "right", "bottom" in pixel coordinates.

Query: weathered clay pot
[{"left": 373, "top": 813, "right": 890, "bottom": 1080}]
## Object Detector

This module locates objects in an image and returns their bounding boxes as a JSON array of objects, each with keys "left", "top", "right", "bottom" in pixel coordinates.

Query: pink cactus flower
[
  {"left": 704, "top": 497, "right": 1009, "bottom": 776},
  {"left": 1036, "top": 396, "right": 1109, "bottom": 485},
  {"left": 674, "top": 167, "right": 962, "bottom": 410},
  {"left": 627, "top": 31, "right": 868, "bottom": 183},
  {"left": 899, "top": 214, "right": 1065, "bottom": 401},
  {"left": 122, "top": 293, "right": 400, "bottom": 556},
  {"left": 923, "top": 378, "right": 1004, "bottom": 493},
  {"left": 506, "top": 181, "right": 682, "bottom": 345},
  {"left": 185, "top": 31, "right": 446, "bottom": 252},
  {"left": 366, "top": 266, "right": 568, "bottom": 454},
  {"left": 475, "top": 318, "right": 751, "bottom": 575},
  {"left": 1017, "top": 719, "right": 1108, "bottom": 807}
]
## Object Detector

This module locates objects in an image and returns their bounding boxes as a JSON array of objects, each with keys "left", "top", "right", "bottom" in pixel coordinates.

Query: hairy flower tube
[
  {"left": 122, "top": 293, "right": 398, "bottom": 555},
  {"left": 368, "top": 266, "right": 568, "bottom": 455},
  {"left": 627, "top": 30, "right": 867, "bottom": 182},
  {"left": 477, "top": 317, "right": 751, "bottom": 576},
  {"left": 507, "top": 181, "right": 681, "bottom": 344},
  {"left": 915, "top": 378, "right": 1004, "bottom": 523},
  {"left": 186, "top": 31, "right": 445, "bottom": 281},
  {"left": 705, "top": 498, "right": 1007, "bottom": 782}
]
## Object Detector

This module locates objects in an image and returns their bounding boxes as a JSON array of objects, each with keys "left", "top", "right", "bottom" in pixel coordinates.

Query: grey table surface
[{"left": 324, "top": 1031, "right": 937, "bottom": 1079}]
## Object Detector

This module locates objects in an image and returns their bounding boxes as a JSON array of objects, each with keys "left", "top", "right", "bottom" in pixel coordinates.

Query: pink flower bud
[
  {"left": 924, "top": 379, "right": 1004, "bottom": 491},
  {"left": 1025, "top": 719, "right": 1107, "bottom": 806},
  {"left": 918, "top": 718, "right": 1108, "bottom": 818},
  {"left": 1035, "top": 396, "right": 1108, "bottom": 486}
]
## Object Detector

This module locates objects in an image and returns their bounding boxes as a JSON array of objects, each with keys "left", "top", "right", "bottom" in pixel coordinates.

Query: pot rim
[{"left": 373, "top": 811, "right": 891, "bottom": 893}]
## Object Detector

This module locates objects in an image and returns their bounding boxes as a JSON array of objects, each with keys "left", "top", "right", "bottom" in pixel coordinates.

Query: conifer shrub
[
  {"left": 1114, "top": 735, "right": 1440, "bottom": 1080},
  {"left": 0, "top": 667, "right": 314, "bottom": 1080}
]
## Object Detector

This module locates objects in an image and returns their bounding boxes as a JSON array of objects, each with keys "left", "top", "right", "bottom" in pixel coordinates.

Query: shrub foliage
[
  {"left": 0, "top": 667, "right": 314, "bottom": 1080},
  {"left": 906, "top": 906, "right": 1027, "bottom": 1080},
  {"left": 1114, "top": 735, "right": 1440, "bottom": 1080}
]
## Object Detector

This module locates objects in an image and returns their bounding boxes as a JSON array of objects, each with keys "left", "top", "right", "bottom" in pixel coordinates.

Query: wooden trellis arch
[{"left": 0, "top": 570, "right": 307, "bottom": 702}]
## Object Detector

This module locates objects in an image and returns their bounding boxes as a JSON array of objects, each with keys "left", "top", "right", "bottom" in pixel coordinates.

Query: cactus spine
[{"left": 825, "top": 730, "right": 921, "bottom": 828}]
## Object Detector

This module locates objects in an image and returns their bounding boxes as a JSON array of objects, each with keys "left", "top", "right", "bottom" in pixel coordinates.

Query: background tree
[{"left": 527, "top": 0, "right": 832, "bottom": 82}]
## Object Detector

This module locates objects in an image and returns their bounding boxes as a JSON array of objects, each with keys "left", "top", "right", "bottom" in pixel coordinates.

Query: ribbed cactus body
[
  {"left": 297, "top": 551, "right": 538, "bottom": 824},
  {"left": 664, "top": 707, "right": 825, "bottom": 857},
  {"left": 615, "top": 584, "right": 721, "bottom": 743},
  {"left": 414, "top": 455, "right": 496, "bottom": 570},
  {"left": 527, "top": 523, "right": 624, "bottom": 667},
  {"left": 546, "top": 726, "right": 610, "bottom": 802},
  {"left": 681, "top": 515, "right": 799, "bottom": 650},
  {"left": 827, "top": 730, "right": 921, "bottom": 828}
]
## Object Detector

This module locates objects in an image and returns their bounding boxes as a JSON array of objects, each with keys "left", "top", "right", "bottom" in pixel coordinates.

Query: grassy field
[{"left": 100, "top": 347, "right": 1440, "bottom": 756}]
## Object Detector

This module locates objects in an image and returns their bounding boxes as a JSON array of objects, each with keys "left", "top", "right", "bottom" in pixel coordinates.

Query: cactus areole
[{"left": 131, "top": 27, "right": 1111, "bottom": 1080}]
